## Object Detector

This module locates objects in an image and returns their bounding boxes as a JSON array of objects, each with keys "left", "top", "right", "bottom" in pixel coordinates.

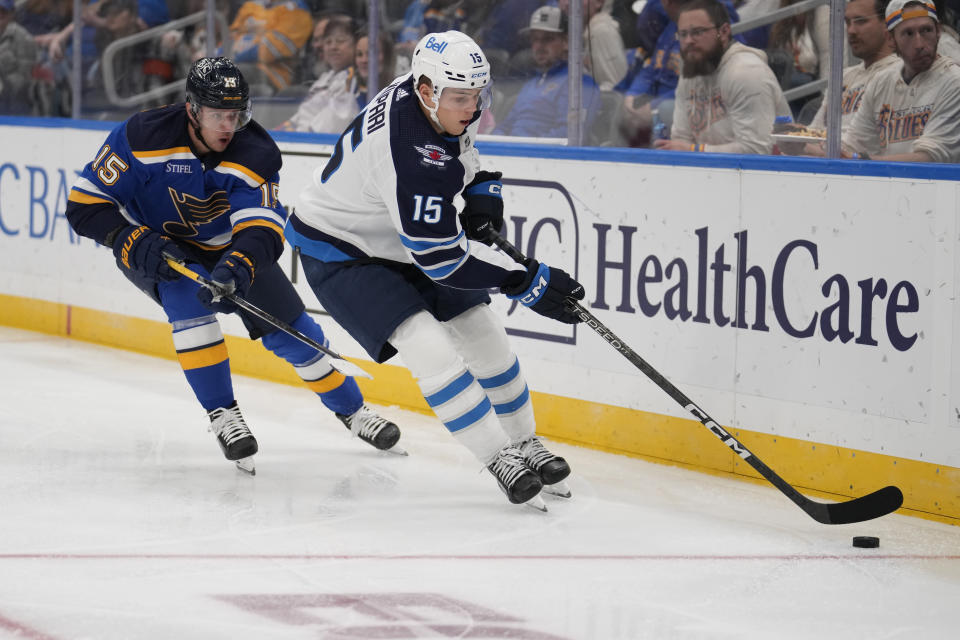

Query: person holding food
[{"left": 776, "top": 0, "right": 897, "bottom": 156}]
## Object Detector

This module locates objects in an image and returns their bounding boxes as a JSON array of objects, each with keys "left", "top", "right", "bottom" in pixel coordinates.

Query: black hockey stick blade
[
  {"left": 804, "top": 485, "right": 904, "bottom": 525},
  {"left": 488, "top": 231, "right": 904, "bottom": 525},
  {"left": 163, "top": 255, "right": 372, "bottom": 379}
]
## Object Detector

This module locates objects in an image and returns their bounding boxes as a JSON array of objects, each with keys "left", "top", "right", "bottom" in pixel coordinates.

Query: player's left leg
[
  {"left": 444, "top": 303, "right": 571, "bottom": 488},
  {"left": 156, "top": 271, "right": 257, "bottom": 470},
  {"left": 245, "top": 263, "right": 400, "bottom": 452}
]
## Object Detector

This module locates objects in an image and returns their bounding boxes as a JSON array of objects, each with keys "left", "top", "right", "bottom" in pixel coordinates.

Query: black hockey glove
[
  {"left": 197, "top": 250, "right": 255, "bottom": 313},
  {"left": 112, "top": 225, "right": 185, "bottom": 282},
  {"left": 459, "top": 170, "right": 504, "bottom": 244},
  {"left": 501, "top": 261, "right": 585, "bottom": 324}
]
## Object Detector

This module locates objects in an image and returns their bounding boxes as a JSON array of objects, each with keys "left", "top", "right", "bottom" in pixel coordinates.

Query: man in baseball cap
[
  {"left": 838, "top": 0, "right": 960, "bottom": 162},
  {"left": 493, "top": 5, "right": 601, "bottom": 138},
  {"left": 885, "top": 0, "right": 940, "bottom": 81}
]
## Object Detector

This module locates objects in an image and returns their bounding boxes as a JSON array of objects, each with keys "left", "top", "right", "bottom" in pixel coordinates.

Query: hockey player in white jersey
[{"left": 287, "top": 31, "right": 586, "bottom": 509}]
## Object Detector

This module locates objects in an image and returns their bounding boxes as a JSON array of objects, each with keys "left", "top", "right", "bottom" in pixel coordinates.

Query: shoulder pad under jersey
[
  {"left": 125, "top": 103, "right": 191, "bottom": 154},
  {"left": 217, "top": 120, "right": 282, "bottom": 186}
]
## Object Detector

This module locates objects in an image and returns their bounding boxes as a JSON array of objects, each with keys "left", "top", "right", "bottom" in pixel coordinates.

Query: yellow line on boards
[{"left": 1, "top": 292, "right": 956, "bottom": 525}]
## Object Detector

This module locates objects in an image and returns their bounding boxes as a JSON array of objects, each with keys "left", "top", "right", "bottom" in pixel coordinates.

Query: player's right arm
[
  {"left": 65, "top": 122, "right": 143, "bottom": 247},
  {"left": 66, "top": 122, "right": 186, "bottom": 282}
]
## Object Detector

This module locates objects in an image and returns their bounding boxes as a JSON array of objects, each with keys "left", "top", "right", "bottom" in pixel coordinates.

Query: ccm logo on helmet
[{"left": 424, "top": 36, "right": 448, "bottom": 54}]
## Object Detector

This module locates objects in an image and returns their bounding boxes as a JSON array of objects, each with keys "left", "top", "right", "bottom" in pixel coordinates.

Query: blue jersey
[
  {"left": 66, "top": 103, "right": 287, "bottom": 267},
  {"left": 289, "top": 74, "right": 525, "bottom": 291},
  {"left": 493, "top": 61, "right": 601, "bottom": 139}
]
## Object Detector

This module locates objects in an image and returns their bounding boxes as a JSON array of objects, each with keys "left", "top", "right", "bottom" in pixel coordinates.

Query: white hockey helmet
[{"left": 411, "top": 31, "right": 492, "bottom": 129}]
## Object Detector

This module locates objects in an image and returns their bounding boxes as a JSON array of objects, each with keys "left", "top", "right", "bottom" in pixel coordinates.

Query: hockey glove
[
  {"left": 459, "top": 170, "right": 504, "bottom": 244},
  {"left": 112, "top": 225, "right": 185, "bottom": 282},
  {"left": 197, "top": 250, "right": 255, "bottom": 313},
  {"left": 501, "top": 261, "right": 585, "bottom": 324}
]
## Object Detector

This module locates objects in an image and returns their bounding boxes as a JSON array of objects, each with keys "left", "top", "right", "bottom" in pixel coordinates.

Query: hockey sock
[
  {"left": 445, "top": 304, "right": 536, "bottom": 443},
  {"left": 171, "top": 316, "right": 235, "bottom": 412},
  {"left": 260, "top": 312, "right": 363, "bottom": 416},
  {"left": 390, "top": 310, "right": 509, "bottom": 463}
]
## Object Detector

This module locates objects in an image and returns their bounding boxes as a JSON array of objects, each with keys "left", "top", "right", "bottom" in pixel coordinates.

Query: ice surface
[{"left": 0, "top": 326, "right": 957, "bottom": 639}]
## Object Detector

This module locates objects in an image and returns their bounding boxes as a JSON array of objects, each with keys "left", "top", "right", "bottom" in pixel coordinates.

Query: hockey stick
[
  {"left": 490, "top": 232, "right": 903, "bottom": 524},
  {"left": 163, "top": 255, "right": 372, "bottom": 380}
]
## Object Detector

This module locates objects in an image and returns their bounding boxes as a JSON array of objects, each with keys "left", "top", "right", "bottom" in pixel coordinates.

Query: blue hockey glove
[
  {"left": 501, "top": 261, "right": 585, "bottom": 324},
  {"left": 197, "top": 250, "right": 255, "bottom": 313},
  {"left": 112, "top": 225, "right": 185, "bottom": 282},
  {"left": 459, "top": 170, "right": 504, "bottom": 244}
]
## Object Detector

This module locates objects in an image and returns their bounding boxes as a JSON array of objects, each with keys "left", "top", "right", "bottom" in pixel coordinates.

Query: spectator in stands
[
  {"left": 355, "top": 29, "right": 397, "bottom": 107},
  {"left": 732, "top": 0, "right": 776, "bottom": 49},
  {"left": 492, "top": 5, "right": 601, "bottom": 139},
  {"left": 632, "top": 0, "right": 670, "bottom": 61},
  {"left": 655, "top": 0, "right": 791, "bottom": 154},
  {"left": 16, "top": 0, "right": 71, "bottom": 46},
  {"left": 135, "top": 0, "right": 170, "bottom": 29},
  {"left": 14, "top": 0, "right": 71, "bottom": 115},
  {"left": 95, "top": 0, "right": 143, "bottom": 94},
  {"left": 0, "top": 0, "right": 38, "bottom": 115},
  {"left": 279, "top": 14, "right": 359, "bottom": 133},
  {"left": 808, "top": 0, "right": 896, "bottom": 133},
  {"left": 836, "top": 0, "right": 960, "bottom": 162},
  {"left": 478, "top": 0, "right": 541, "bottom": 56},
  {"left": 766, "top": 0, "right": 842, "bottom": 118},
  {"left": 558, "top": 0, "right": 628, "bottom": 90},
  {"left": 395, "top": 0, "right": 467, "bottom": 63},
  {"left": 230, "top": 0, "right": 313, "bottom": 95},
  {"left": 301, "top": 13, "right": 333, "bottom": 83},
  {"left": 616, "top": 0, "right": 750, "bottom": 146},
  {"left": 617, "top": 0, "right": 690, "bottom": 146}
]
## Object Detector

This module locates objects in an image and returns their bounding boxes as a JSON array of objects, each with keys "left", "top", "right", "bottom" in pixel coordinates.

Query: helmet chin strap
[
  {"left": 416, "top": 85, "right": 447, "bottom": 133},
  {"left": 187, "top": 104, "right": 214, "bottom": 153}
]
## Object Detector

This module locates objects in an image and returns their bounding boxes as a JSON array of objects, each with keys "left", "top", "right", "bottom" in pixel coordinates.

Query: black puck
[{"left": 852, "top": 536, "right": 880, "bottom": 548}]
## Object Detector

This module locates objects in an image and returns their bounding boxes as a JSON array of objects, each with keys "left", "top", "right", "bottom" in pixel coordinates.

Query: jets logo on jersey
[
  {"left": 162, "top": 187, "right": 231, "bottom": 238},
  {"left": 414, "top": 144, "right": 452, "bottom": 167}
]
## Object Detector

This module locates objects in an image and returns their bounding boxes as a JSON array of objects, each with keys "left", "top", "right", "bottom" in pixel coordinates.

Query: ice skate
[
  {"left": 207, "top": 402, "right": 258, "bottom": 474},
  {"left": 487, "top": 445, "right": 546, "bottom": 510},
  {"left": 519, "top": 436, "right": 571, "bottom": 498},
  {"left": 337, "top": 405, "right": 406, "bottom": 455}
]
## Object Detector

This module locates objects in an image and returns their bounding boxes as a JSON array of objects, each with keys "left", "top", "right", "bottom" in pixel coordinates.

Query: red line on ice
[
  {"left": 0, "top": 553, "right": 956, "bottom": 561},
  {"left": 0, "top": 611, "right": 59, "bottom": 640}
]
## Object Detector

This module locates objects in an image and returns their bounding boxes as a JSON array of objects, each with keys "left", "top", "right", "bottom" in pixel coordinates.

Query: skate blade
[
  {"left": 384, "top": 445, "right": 409, "bottom": 456},
  {"left": 234, "top": 457, "right": 256, "bottom": 475},
  {"left": 543, "top": 480, "right": 571, "bottom": 498},
  {"left": 523, "top": 495, "right": 548, "bottom": 512}
]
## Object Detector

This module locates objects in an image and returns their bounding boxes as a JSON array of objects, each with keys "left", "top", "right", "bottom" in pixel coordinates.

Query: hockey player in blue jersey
[
  {"left": 286, "top": 31, "right": 586, "bottom": 509},
  {"left": 65, "top": 57, "right": 402, "bottom": 474}
]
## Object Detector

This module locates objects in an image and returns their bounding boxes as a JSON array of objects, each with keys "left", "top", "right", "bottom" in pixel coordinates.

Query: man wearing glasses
[
  {"left": 654, "top": 0, "right": 790, "bottom": 154},
  {"left": 837, "top": 0, "right": 960, "bottom": 162},
  {"left": 806, "top": 0, "right": 897, "bottom": 134}
]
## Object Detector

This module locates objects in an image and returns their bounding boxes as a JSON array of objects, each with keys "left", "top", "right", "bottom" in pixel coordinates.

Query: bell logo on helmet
[{"left": 424, "top": 36, "right": 448, "bottom": 54}]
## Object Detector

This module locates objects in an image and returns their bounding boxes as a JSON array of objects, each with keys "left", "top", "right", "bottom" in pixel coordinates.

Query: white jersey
[
  {"left": 843, "top": 55, "right": 960, "bottom": 162},
  {"left": 288, "top": 74, "right": 525, "bottom": 290},
  {"left": 671, "top": 41, "right": 792, "bottom": 154},
  {"left": 809, "top": 54, "right": 899, "bottom": 134}
]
